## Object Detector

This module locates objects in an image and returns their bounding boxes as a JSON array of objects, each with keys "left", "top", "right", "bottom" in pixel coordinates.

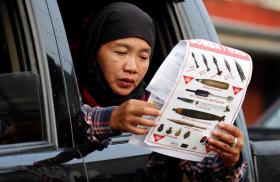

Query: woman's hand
[
  {"left": 206, "top": 122, "right": 244, "bottom": 168},
  {"left": 110, "top": 99, "right": 160, "bottom": 135}
]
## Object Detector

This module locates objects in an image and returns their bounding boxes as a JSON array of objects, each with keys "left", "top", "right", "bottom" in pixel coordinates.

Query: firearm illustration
[
  {"left": 172, "top": 108, "right": 225, "bottom": 121},
  {"left": 177, "top": 97, "right": 230, "bottom": 112},
  {"left": 186, "top": 88, "right": 234, "bottom": 102},
  {"left": 195, "top": 79, "right": 229, "bottom": 90}
]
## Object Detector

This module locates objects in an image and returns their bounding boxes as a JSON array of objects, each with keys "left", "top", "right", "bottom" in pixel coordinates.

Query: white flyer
[{"left": 129, "top": 39, "right": 253, "bottom": 161}]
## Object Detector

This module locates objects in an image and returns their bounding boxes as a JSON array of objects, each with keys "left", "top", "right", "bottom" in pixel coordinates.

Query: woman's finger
[
  {"left": 134, "top": 105, "right": 161, "bottom": 117},
  {"left": 207, "top": 137, "right": 240, "bottom": 155},
  {"left": 125, "top": 100, "right": 161, "bottom": 117},
  {"left": 213, "top": 123, "right": 244, "bottom": 149},
  {"left": 207, "top": 144, "right": 239, "bottom": 161},
  {"left": 131, "top": 116, "right": 157, "bottom": 127},
  {"left": 216, "top": 122, "right": 243, "bottom": 138},
  {"left": 126, "top": 124, "right": 148, "bottom": 135},
  {"left": 211, "top": 129, "right": 237, "bottom": 147}
]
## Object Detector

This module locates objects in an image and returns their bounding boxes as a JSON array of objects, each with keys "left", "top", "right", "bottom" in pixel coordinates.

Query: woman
[{"left": 76, "top": 2, "right": 247, "bottom": 181}]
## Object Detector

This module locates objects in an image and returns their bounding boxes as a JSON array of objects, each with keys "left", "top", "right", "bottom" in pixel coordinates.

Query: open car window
[{"left": 57, "top": 0, "right": 181, "bottom": 146}]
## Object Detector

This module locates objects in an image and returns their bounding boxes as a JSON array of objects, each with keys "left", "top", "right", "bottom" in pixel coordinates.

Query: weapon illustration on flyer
[
  {"left": 129, "top": 39, "right": 253, "bottom": 162},
  {"left": 177, "top": 97, "right": 230, "bottom": 112},
  {"left": 202, "top": 54, "right": 210, "bottom": 72},
  {"left": 234, "top": 59, "right": 246, "bottom": 82},
  {"left": 224, "top": 58, "right": 234, "bottom": 79},
  {"left": 195, "top": 79, "right": 229, "bottom": 90},
  {"left": 192, "top": 52, "right": 199, "bottom": 68},
  {"left": 172, "top": 108, "right": 225, "bottom": 122},
  {"left": 213, "top": 56, "right": 222, "bottom": 76},
  {"left": 185, "top": 89, "right": 234, "bottom": 102},
  {"left": 167, "top": 118, "right": 207, "bottom": 130}
]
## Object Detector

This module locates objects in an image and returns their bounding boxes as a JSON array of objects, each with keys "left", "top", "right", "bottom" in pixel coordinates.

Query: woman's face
[{"left": 97, "top": 37, "right": 151, "bottom": 96}]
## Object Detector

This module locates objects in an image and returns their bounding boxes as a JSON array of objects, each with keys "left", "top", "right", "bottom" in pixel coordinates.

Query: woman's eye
[
  {"left": 140, "top": 56, "right": 148, "bottom": 60},
  {"left": 115, "top": 51, "right": 126, "bottom": 55},
  {"left": 139, "top": 54, "right": 149, "bottom": 61}
]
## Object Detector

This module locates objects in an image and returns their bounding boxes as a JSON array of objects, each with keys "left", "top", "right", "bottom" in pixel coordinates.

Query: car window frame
[
  {"left": 0, "top": 0, "right": 54, "bottom": 155},
  {"left": 0, "top": 0, "right": 79, "bottom": 155}
]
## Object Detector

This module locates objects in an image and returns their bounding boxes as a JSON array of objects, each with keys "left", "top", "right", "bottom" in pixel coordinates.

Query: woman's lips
[{"left": 117, "top": 78, "right": 135, "bottom": 88}]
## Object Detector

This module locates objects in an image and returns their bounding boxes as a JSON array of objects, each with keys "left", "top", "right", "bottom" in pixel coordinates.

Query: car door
[
  {"left": 0, "top": 0, "right": 87, "bottom": 181},
  {"left": 248, "top": 98, "right": 280, "bottom": 181}
]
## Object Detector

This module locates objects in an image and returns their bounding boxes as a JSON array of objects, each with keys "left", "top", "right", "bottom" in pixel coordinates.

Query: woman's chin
[{"left": 113, "top": 87, "right": 134, "bottom": 96}]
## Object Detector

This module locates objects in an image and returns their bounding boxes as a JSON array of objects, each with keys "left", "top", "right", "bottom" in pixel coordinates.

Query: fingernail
[
  {"left": 212, "top": 130, "right": 218, "bottom": 135},
  {"left": 207, "top": 138, "right": 214, "bottom": 144},
  {"left": 218, "top": 122, "right": 224, "bottom": 127}
]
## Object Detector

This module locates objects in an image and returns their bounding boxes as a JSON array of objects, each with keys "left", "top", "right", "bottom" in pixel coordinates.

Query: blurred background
[{"left": 204, "top": 0, "right": 280, "bottom": 126}]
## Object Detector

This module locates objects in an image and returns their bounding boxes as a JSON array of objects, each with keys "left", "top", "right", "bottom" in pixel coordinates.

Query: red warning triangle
[
  {"left": 232, "top": 86, "right": 243, "bottom": 95},
  {"left": 153, "top": 134, "right": 165, "bottom": 142},
  {"left": 183, "top": 75, "right": 193, "bottom": 84}
]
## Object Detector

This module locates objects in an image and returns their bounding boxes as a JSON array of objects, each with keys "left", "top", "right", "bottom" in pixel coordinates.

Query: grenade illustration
[
  {"left": 175, "top": 128, "right": 182, "bottom": 136},
  {"left": 200, "top": 136, "right": 208, "bottom": 144},
  {"left": 166, "top": 127, "right": 172, "bottom": 134},
  {"left": 184, "top": 131, "right": 191, "bottom": 139},
  {"left": 157, "top": 124, "right": 164, "bottom": 132}
]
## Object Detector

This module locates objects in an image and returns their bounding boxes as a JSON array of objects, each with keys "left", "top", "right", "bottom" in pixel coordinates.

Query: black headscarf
[{"left": 76, "top": 2, "right": 155, "bottom": 107}]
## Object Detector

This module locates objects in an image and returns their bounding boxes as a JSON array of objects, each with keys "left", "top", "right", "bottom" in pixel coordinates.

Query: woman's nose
[{"left": 123, "top": 57, "right": 138, "bottom": 73}]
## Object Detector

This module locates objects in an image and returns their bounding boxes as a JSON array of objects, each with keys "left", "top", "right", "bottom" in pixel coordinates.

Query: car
[{"left": 0, "top": 0, "right": 279, "bottom": 181}]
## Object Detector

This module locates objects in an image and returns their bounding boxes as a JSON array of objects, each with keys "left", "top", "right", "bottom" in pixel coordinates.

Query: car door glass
[
  {"left": 255, "top": 98, "right": 280, "bottom": 128},
  {"left": 0, "top": 0, "right": 44, "bottom": 145}
]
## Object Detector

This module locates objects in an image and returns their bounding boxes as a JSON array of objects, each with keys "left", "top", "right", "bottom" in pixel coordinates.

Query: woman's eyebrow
[
  {"left": 113, "top": 43, "right": 130, "bottom": 49},
  {"left": 113, "top": 43, "right": 151, "bottom": 53},
  {"left": 140, "top": 48, "right": 152, "bottom": 54}
]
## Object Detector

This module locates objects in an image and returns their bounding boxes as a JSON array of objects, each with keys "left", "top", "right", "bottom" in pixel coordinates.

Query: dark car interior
[{"left": 0, "top": 72, "right": 43, "bottom": 142}]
